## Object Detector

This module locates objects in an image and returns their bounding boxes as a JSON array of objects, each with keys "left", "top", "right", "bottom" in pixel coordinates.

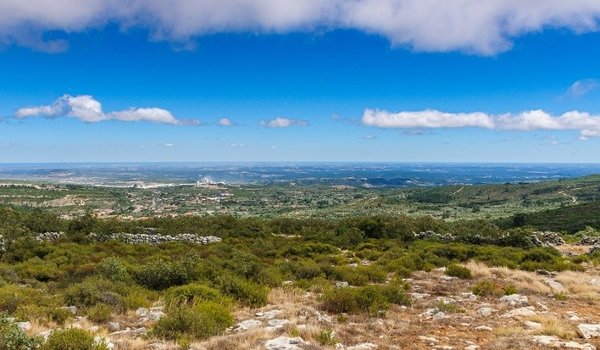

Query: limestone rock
[
  {"left": 265, "top": 336, "right": 308, "bottom": 350},
  {"left": 234, "top": 319, "right": 262, "bottom": 332},
  {"left": 500, "top": 294, "right": 528, "bottom": 306},
  {"left": 578, "top": 324, "right": 600, "bottom": 339},
  {"left": 502, "top": 306, "right": 536, "bottom": 318}
]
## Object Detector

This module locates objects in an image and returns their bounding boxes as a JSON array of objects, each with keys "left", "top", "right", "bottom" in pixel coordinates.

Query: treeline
[
  {"left": 502, "top": 201, "right": 600, "bottom": 233},
  {"left": 0, "top": 206, "right": 540, "bottom": 249}
]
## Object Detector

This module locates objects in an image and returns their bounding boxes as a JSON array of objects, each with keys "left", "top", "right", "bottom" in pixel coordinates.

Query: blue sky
[{"left": 1, "top": 1, "right": 600, "bottom": 162}]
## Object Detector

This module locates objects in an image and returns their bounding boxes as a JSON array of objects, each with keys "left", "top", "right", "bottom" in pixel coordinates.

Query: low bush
[
  {"left": 49, "top": 308, "right": 72, "bottom": 325},
  {"left": 151, "top": 301, "right": 234, "bottom": 340},
  {"left": 64, "top": 278, "right": 124, "bottom": 312},
  {"left": 97, "top": 257, "right": 130, "bottom": 282},
  {"left": 0, "top": 314, "right": 41, "bottom": 350},
  {"left": 41, "top": 328, "right": 108, "bottom": 350},
  {"left": 321, "top": 283, "right": 410, "bottom": 316},
  {"left": 87, "top": 304, "right": 112, "bottom": 323},
  {"left": 135, "top": 260, "right": 191, "bottom": 290},
  {"left": 472, "top": 280, "right": 503, "bottom": 297},
  {"left": 164, "top": 284, "right": 229, "bottom": 311},
  {"left": 214, "top": 274, "right": 268, "bottom": 307},
  {"left": 445, "top": 264, "right": 472, "bottom": 279}
]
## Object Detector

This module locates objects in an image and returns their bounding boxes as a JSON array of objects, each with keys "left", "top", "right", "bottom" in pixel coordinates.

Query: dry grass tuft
[
  {"left": 555, "top": 271, "right": 600, "bottom": 300},
  {"left": 465, "top": 260, "right": 552, "bottom": 295},
  {"left": 527, "top": 314, "right": 577, "bottom": 339},
  {"left": 192, "top": 329, "right": 269, "bottom": 350}
]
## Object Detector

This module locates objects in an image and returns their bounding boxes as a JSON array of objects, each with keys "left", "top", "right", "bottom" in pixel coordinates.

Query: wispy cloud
[
  {"left": 260, "top": 117, "right": 308, "bottom": 128},
  {"left": 566, "top": 79, "right": 598, "bottom": 98},
  {"left": 217, "top": 118, "right": 234, "bottom": 127},
  {"left": 14, "top": 95, "right": 199, "bottom": 125},
  {"left": 362, "top": 108, "right": 600, "bottom": 139},
  {"left": 2, "top": 1, "right": 600, "bottom": 55}
]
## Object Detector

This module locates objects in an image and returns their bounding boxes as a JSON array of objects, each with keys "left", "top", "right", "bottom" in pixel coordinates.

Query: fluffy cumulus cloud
[
  {"left": 14, "top": 94, "right": 197, "bottom": 125},
  {"left": 362, "top": 108, "right": 600, "bottom": 139},
  {"left": 1, "top": 1, "right": 600, "bottom": 54},
  {"left": 260, "top": 117, "right": 308, "bottom": 128}
]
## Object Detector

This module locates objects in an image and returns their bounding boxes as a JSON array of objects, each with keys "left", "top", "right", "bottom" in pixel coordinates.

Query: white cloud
[
  {"left": 566, "top": 79, "right": 598, "bottom": 98},
  {"left": 14, "top": 94, "right": 197, "bottom": 125},
  {"left": 362, "top": 109, "right": 494, "bottom": 129},
  {"left": 362, "top": 108, "right": 600, "bottom": 139},
  {"left": 1, "top": 1, "right": 600, "bottom": 54},
  {"left": 260, "top": 117, "right": 308, "bottom": 128},
  {"left": 218, "top": 118, "right": 233, "bottom": 126}
]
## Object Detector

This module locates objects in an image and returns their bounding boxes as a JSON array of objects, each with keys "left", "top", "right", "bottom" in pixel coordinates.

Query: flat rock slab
[
  {"left": 578, "top": 324, "right": 600, "bottom": 339},
  {"left": 265, "top": 336, "right": 308, "bottom": 350}
]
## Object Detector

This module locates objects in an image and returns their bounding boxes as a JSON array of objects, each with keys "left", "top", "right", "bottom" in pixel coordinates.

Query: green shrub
[
  {"left": 434, "top": 301, "right": 463, "bottom": 314},
  {"left": 164, "top": 284, "right": 229, "bottom": 311},
  {"left": 97, "top": 257, "right": 130, "bottom": 282},
  {"left": 0, "top": 285, "right": 45, "bottom": 314},
  {"left": 49, "top": 308, "right": 72, "bottom": 325},
  {"left": 135, "top": 260, "right": 190, "bottom": 290},
  {"left": 64, "top": 278, "right": 124, "bottom": 312},
  {"left": 87, "top": 304, "right": 112, "bottom": 323},
  {"left": 472, "top": 280, "right": 503, "bottom": 297},
  {"left": 215, "top": 274, "right": 268, "bottom": 307},
  {"left": 151, "top": 302, "right": 234, "bottom": 340},
  {"left": 41, "top": 328, "right": 108, "bottom": 350},
  {"left": 321, "top": 288, "right": 359, "bottom": 314},
  {"left": 503, "top": 285, "right": 518, "bottom": 296},
  {"left": 316, "top": 329, "right": 338, "bottom": 346},
  {"left": 321, "top": 283, "right": 408, "bottom": 315},
  {"left": 0, "top": 314, "right": 41, "bottom": 350},
  {"left": 354, "top": 285, "right": 390, "bottom": 316},
  {"left": 445, "top": 264, "right": 472, "bottom": 279}
]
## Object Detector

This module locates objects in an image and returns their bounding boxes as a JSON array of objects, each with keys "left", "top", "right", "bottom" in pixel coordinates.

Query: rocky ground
[{"left": 12, "top": 253, "right": 600, "bottom": 350}]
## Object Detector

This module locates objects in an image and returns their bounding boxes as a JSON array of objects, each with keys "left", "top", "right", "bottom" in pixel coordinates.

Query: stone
[
  {"left": 315, "top": 311, "right": 332, "bottom": 324},
  {"left": 477, "top": 307, "right": 495, "bottom": 317},
  {"left": 335, "top": 281, "right": 349, "bottom": 288},
  {"left": 465, "top": 346, "right": 480, "bottom": 350},
  {"left": 88, "top": 326, "right": 100, "bottom": 333},
  {"left": 545, "top": 279, "right": 565, "bottom": 292},
  {"left": 410, "top": 293, "right": 431, "bottom": 300},
  {"left": 347, "top": 343, "right": 378, "bottom": 350},
  {"left": 38, "top": 330, "right": 53, "bottom": 340},
  {"left": 135, "top": 307, "right": 149, "bottom": 317},
  {"left": 500, "top": 294, "right": 528, "bottom": 306},
  {"left": 459, "top": 292, "right": 478, "bottom": 301},
  {"left": 234, "top": 319, "right": 262, "bottom": 332},
  {"left": 532, "top": 335, "right": 596, "bottom": 350},
  {"left": 107, "top": 322, "right": 121, "bottom": 332},
  {"left": 16, "top": 321, "right": 31, "bottom": 332},
  {"left": 257, "top": 309, "right": 283, "bottom": 319},
  {"left": 502, "top": 306, "right": 536, "bottom": 318},
  {"left": 265, "top": 336, "right": 308, "bottom": 350},
  {"left": 523, "top": 321, "right": 543, "bottom": 330},
  {"left": 266, "top": 319, "right": 290, "bottom": 331},
  {"left": 578, "top": 324, "right": 600, "bottom": 339},
  {"left": 111, "top": 233, "right": 221, "bottom": 245},
  {"left": 532, "top": 336, "right": 560, "bottom": 346},
  {"left": 62, "top": 306, "right": 78, "bottom": 315},
  {"left": 433, "top": 312, "right": 448, "bottom": 321},
  {"left": 421, "top": 308, "right": 438, "bottom": 317},
  {"left": 418, "top": 336, "right": 439, "bottom": 343},
  {"left": 147, "top": 310, "right": 165, "bottom": 321}
]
